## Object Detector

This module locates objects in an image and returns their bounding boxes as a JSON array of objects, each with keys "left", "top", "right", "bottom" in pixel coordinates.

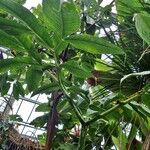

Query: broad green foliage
[
  {"left": 0, "top": 0, "right": 150, "bottom": 149},
  {"left": 0, "top": 0, "right": 53, "bottom": 48},
  {"left": 43, "top": 0, "right": 80, "bottom": 38},
  {"left": 61, "top": 60, "right": 91, "bottom": 78},
  {"left": 0, "top": 29, "right": 26, "bottom": 50},
  {"left": 56, "top": 143, "right": 77, "bottom": 150},
  {"left": 116, "top": 0, "right": 143, "bottom": 16},
  {"left": 30, "top": 114, "right": 48, "bottom": 128},
  {"left": 112, "top": 127, "right": 127, "bottom": 150},
  {"left": 142, "top": 84, "right": 150, "bottom": 108},
  {"left": 135, "top": 12, "right": 150, "bottom": 45},
  {"left": 31, "top": 82, "right": 60, "bottom": 96},
  {"left": 0, "top": 17, "right": 30, "bottom": 35},
  {"left": 35, "top": 103, "right": 50, "bottom": 112},
  {"left": 0, "top": 57, "right": 37, "bottom": 73},
  {"left": 0, "top": 17, "right": 32, "bottom": 51},
  {"left": 65, "top": 34, "right": 124, "bottom": 54},
  {"left": 13, "top": 81, "right": 25, "bottom": 99},
  {"left": 26, "top": 67, "right": 43, "bottom": 92},
  {"left": 9, "top": 114, "right": 23, "bottom": 122},
  {"left": 13, "top": 0, "right": 26, "bottom": 5}
]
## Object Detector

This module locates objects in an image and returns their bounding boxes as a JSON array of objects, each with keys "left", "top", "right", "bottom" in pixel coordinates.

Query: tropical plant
[{"left": 0, "top": 0, "right": 150, "bottom": 150}]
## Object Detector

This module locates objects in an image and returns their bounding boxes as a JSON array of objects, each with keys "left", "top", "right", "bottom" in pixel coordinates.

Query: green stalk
[
  {"left": 86, "top": 90, "right": 142, "bottom": 125},
  {"left": 58, "top": 71, "right": 85, "bottom": 125},
  {"left": 78, "top": 125, "right": 88, "bottom": 150}
]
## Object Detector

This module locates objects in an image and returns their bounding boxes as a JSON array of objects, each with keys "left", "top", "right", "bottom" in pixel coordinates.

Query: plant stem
[
  {"left": 78, "top": 125, "right": 88, "bottom": 150},
  {"left": 58, "top": 72, "right": 85, "bottom": 125},
  {"left": 86, "top": 90, "right": 142, "bottom": 125}
]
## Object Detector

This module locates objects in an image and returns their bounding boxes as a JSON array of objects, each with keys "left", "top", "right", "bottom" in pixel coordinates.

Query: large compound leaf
[
  {"left": 65, "top": 34, "right": 124, "bottom": 54},
  {"left": 0, "top": 57, "right": 38, "bottom": 73},
  {"left": 135, "top": 12, "right": 150, "bottom": 45},
  {"left": 43, "top": 0, "right": 80, "bottom": 38},
  {"left": 0, "top": 0, "right": 53, "bottom": 48},
  {"left": 26, "top": 67, "right": 43, "bottom": 92}
]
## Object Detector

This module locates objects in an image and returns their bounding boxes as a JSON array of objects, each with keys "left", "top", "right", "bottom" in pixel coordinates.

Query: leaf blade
[
  {"left": 65, "top": 34, "right": 124, "bottom": 54},
  {"left": 135, "top": 12, "right": 150, "bottom": 45},
  {"left": 0, "top": 57, "right": 38, "bottom": 73},
  {"left": 26, "top": 67, "right": 43, "bottom": 92},
  {"left": 31, "top": 82, "right": 60, "bottom": 96},
  {"left": 0, "top": 0, "right": 53, "bottom": 48}
]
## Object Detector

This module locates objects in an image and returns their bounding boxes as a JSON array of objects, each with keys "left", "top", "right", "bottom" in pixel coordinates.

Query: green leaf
[
  {"left": 16, "top": 82, "right": 25, "bottom": 96},
  {"left": 142, "top": 92, "right": 150, "bottom": 109},
  {"left": 65, "top": 34, "right": 124, "bottom": 54},
  {"left": 43, "top": 0, "right": 80, "bottom": 38},
  {"left": 57, "top": 99, "right": 69, "bottom": 113},
  {"left": 0, "top": 18, "right": 34, "bottom": 53},
  {"left": 112, "top": 127, "right": 127, "bottom": 150},
  {"left": 26, "top": 67, "right": 43, "bottom": 92},
  {"left": 37, "top": 133, "right": 46, "bottom": 145},
  {"left": 116, "top": 0, "right": 143, "bottom": 17},
  {"left": 42, "top": 0, "right": 60, "bottom": 34},
  {"left": 129, "top": 103, "right": 148, "bottom": 120},
  {"left": 142, "top": 84, "right": 150, "bottom": 108},
  {"left": 16, "top": 33, "right": 33, "bottom": 50},
  {"left": 130, "top": 101, "right": 150, "bottom": 118},
  {"left": 61, "top": 60, "right": 91, "bottom": 78},
  {"left": 35, "top": 103, "right": 50, "bottom": 112},
  {"left": 30, "top": 114, "right": 48, "bottom": 128},
  {"left": 0, "top": 17, "right": 33, "bottom": 50},
  {"left": 95, "top": 59, "right": 112, "bottom": 72},
  {"left": 12, "top": 0, "right": 26, "bottom": 5},
  {"left": 61, "top": 2, "right": 80, "bottom": 37},
  {"left": 56, "top": 143, "right": 77, "bottom": 150},
  {"left": 1, "top": 83, "right": 10, "bottom": 96},
  {"left": 0, "top": 29, "right": 25, "bottom": 50},
  {"left": 13, "top": 82, "right": 25, "bottom": 99},
  {"left": 135, "top": 12, "right": 150, "bottom": 45},
  {"left": 9, "top": 114, "right": 23, "bottom": 122},
  {"left": 0, "top": 17, "right": 31, "bottom": 36},
  {"left": 0, "top": 0, "right": 53, "bottom": 48},
  {"left": 0, "top": 57, "right": 38, "bottom": 73},
  {"left": 89, "top": 104, "right": 101, "bottom": 112},
  {"left": 128, "top": 124, "right": 137, "bottom": 144},
  {"left": 55, "top": 41, "right": 68, "bottom": 55},
  {"left": 31, "top": 82, "right": 60, "bottom": 96}
]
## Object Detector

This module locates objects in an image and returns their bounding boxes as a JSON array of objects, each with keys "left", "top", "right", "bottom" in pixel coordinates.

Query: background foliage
[{"left": 0, "top": 0, "right": 150, "bottom": 149}]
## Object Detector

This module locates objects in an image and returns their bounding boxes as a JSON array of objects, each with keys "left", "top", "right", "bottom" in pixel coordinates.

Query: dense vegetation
[{"left": 0, "top": 0, "right": 150, "bottom": 149}]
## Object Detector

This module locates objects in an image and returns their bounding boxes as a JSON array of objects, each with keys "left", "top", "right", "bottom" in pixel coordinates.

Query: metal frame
[{"left": 0, "top": 94, "right": 46, "bottom": 139}]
